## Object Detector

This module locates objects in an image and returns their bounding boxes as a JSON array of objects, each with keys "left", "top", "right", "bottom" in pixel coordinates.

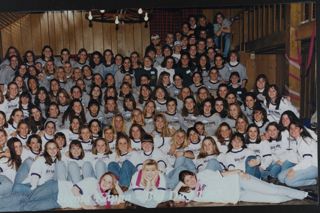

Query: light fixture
[
  {"left": 86, "top": 9, "right": 152, "bottom": 30},
  {"left": 88, "top": 11, "right": 93, "bottom": 20},
  {"left": 115, "top": 16, "right": 120, "bottom": 25},
  {"left": 144, "top": 12, "right": 149, "bottom": 21}
]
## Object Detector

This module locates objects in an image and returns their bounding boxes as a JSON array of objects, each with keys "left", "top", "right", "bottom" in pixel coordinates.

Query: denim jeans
[
  {"left": 82, "top": 161, "right": 95, "bottom": 179},
  {"left": 277, "top": 160, "right": 296, "bottom": 184},
  {"left": 12, "top": 158, "right": 33, "bottom": 194},
  {"left": 260, "top": 162, "right": 282, "bottom": 180},
  {"left": 166, "top": 157, "right": 196, "bottom": 189},
  {"left": 245, "top": 155, "right": 261, "bottom": 179},
  {"left": 0, "top": 179, "right": 60, "bottom": 211},
  {"left": 278, "top": 166, "right": 318, "bottom": 187},
  {"left": 239, "top": 174, "right": 307, "bottom": 203},
  {"left": 206, "top": 158, "right": 224, "bottom": 172},
  {"left": 0, "top": 175, "right": 13, "bottom": 196},
  {"left": 108, "top": 160, "right": 137, "bottom": 187},
  {"left": 214, "top": 33, "right": 231, "bottom": 58},
  {"left": 95, "top": 160, "right": 107, "bottom": 179},
  {"left": 55, "top": 161, "right": 68, "bottom": 181},
  {"left": 22, "top": 179, "right": 60, "bottom": 211}
]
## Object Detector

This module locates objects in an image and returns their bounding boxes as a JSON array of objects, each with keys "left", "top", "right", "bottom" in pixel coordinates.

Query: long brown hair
[
  {"left": 197, "top": 137, "right": 220, "bottom": 159},
  {"left": 215, "top": 122, "right": 232, "bottom": 145},
  {"left": 43, "top": 140, "right": 61, "bottom": 165},
  {"left": 99, "top": 172, "right": 119, "bottom": 195}
]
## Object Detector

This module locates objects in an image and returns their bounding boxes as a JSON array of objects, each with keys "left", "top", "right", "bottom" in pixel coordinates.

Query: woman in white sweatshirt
[{"left": 277, "top": 121, "right": 318, "bottom": 187}]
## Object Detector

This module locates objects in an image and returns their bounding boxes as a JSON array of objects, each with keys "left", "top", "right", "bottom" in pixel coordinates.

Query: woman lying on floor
[
  {"left": 0, "top": 172, "right": 124, "bottom": 212},
  {"left": 173, "top": 168, "right": 318, "bottom": 204}
]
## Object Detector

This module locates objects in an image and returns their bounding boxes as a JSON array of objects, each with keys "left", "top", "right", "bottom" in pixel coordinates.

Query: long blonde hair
[
  {"left": 168, "top": 129, "right": 189, "bottom": 155},
  {"left": 153, "top": 113, "right": 173, "bottom": 137}
]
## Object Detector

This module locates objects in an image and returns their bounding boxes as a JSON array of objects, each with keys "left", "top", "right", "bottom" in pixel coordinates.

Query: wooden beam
[
  {"left": 296, "top": 20, "right": 316, "bottom": 41},
  {"left": 245, "top": 31, "right": 285, "bottom": 52}
]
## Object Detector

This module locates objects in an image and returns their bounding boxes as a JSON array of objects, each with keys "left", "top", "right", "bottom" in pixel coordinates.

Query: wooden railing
[{"left": 237, "top": 2, "right": 316, "bottom": 52}]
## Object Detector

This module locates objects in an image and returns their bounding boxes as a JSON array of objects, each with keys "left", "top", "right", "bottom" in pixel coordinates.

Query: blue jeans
[
  {"left": 82, "top": 161, "right": 95, "bottom": 179},
  {"left": 214, "top": 33, "right": 231, "bottom": 58},
  {"left": 108, "top": 160, "right": 137, "bottom": 187},
  {"left": 206, "top": 159, "right": 224, "bottom": 172},
  {"left": 278, "top": 161, "right": 296, "bottom": 184},
  {"left": 166, "top": 157, "right": 196, "bottom": 189},
  {"left": 278, "top": 166, "right": 317, "bottom": 187},
  {"left": 245, "top": 156, "right": 261, "bottom": 179},
  {"left": 95, "top": 160, "right": 107, "bottom": 179},
  {"left": 0, "top": 180, "right": 60, "bottom": 211},
  {"left": 12, "top": 158, "right": 33, "bottom": 194},
  {"left": 0, "top": 175, "right": 13, "bottom": 196},
  {"left": 260, "top": 162, "right": 282, "bottom": 180}
]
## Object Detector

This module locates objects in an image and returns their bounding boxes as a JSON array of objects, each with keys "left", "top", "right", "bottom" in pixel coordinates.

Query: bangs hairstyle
[
  {"left": 43, "top": 140, "right": 61, "bottom": 165},
  {"left": 68, "top": 140, "right": 85, "bottom": 159},
  {"left": 92, "top": 138, "right": 112, "bottom": 155}
]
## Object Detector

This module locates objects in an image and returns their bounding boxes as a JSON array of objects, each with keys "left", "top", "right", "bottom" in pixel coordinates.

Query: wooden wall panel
[
  {"left": 67, "top": 11, "right": 76, "bottom": 54},
  {"left": 20, "top": 15, "right": 32, "bottom": 52},
  {"left": 124, "top": 24, "right": 134, "bottom": 56},
  {"left": 53, "top": 12, "right": 63, "bottom": 54},
  {"left": 73, "top": 11, "right": 84, "bottom": 53},
  {"left": 10, "top": 20, "right": 22, "bottom": 52},
  {"left": 47, "top": 12, "right": 56, "bottom": 53},
  {"left": 81, "top": 12, "right": 93, "bottom": 52},
  {"left": 102, "top": 23, "right": 112, "bottom": 51},
  {"left": 40, "top": 12, "right": 49, "bottom": 47},
  {"left": 30, "top": 14, "right": 42, "bottom": 53},
  {"left": 61, "top": 11, "right": 70, "bottom": 51},
  {"left": 1, "top": 11, "right": 150, "bottom": 57},
  {"left": 92, "top": 21, "right": 103, "bottom": 53},
  {"left": 116, "top": 25, "right": 126, "bottom": 55}
]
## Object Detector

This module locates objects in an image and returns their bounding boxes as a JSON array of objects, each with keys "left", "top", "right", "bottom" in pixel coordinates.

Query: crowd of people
[{"left": 0, "top": 12, "right": 318, "bottom": 210}]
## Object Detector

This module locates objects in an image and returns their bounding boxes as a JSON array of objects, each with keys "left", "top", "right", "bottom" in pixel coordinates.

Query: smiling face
[
  {"left": 29, "top": 138, "right": 41, "bottom": 153},
  {"left": 220, "top": 125, "right": 231, "bottom": 139},
  {"left": 183, "top": 174, "right": 197, "bottom": 189},
  {"left": 12, "top": 110, "right": 23, "bottom": 124},
  {"left": 289, "top": 123, "right": 302, "bottom": 139},
  {"left": 231, "top": 136, "right": 243, "bottom": 149},
  {"left": 100, "top": 174, "right": 113, "bottom": 191},
  {"left": 70, "top": 144, "right": 82, "bottom": 158},
  {"left": 189, "top": 130, "right": 199, "bottom": 142},
  {"left": 155, "top": 117, "right": 165, "bottom": 130},
  {"left": 117, "top": 138, "right": 129, "bottom": 154},
  {"left": 267, "top": 125, "right": 279, "bottom": 139},
  {"left": 14, "top": 141, "right": 23, "bottom": 156},
  {"left": 247, "top": 126, "right": 258, "bottom": 140},
  {"left": 203, "top": 139, "right": 214, "bottom": 155},
  {"left": 143, "top": 164, "right": 158, "bottom": 181},
  {"left": 96, "top": 139, "right": 107, "bottom": 154},
  {"left": 18, "top": 123, "right": 29, "bottom": 136},
  {"left": 142, "top": 141, "right": 153, "bottom": 153},
  {"left": 46, "top": 142, "right": 59, "bottom": 157},
  {"left": 281, "top": 114, "right": 291, "bottom": 128},
  {"left": 203, "top": 101, "right": 212, "bottom": 115}
]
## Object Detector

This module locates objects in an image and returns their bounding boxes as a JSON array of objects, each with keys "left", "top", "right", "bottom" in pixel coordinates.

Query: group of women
[{"left": 0, "top": 13, "right": 318, "bottom": 210}]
